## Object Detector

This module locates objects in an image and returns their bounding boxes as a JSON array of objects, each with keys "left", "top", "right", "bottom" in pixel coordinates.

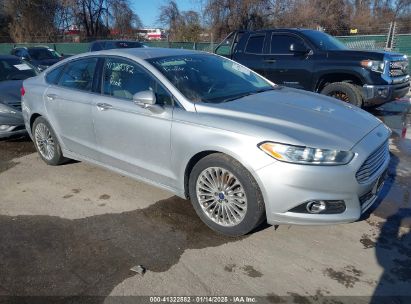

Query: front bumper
[
  {"left": 254, "top": 123, "right": 391, "bottom": 225},
  {"left": 363, "top": 77, "right": 410, "bottom": 106},
  {"left": 0, "top": 113, "right": 27, "bottom": 139}
]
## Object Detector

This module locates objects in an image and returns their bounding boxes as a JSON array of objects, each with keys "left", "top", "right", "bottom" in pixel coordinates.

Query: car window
[
  {"left": 28, "top": 48, "right": 61, "bottom": 60},
  {"left": 102, "top": 57, "right": 173, "bottom": 106},
  {"left": 245, "top": 35, "right": 265, "bottom": 54},
  {"left": 58, "top": 58, "right": 97, "bottom": 91},
  {"left": 45, "top": 64, "right": 65, "bottom": 84},
  {"left": 14, "top": 49, "right": 23, "bottom": 57},
  {"left": 0, "top": 58, "right": 37, "bottom": 81},
  {"left": 270, "top": 34, "right": 304, "bottom": 54}
]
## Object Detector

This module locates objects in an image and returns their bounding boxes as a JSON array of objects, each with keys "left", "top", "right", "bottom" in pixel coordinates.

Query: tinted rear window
[
  {"left": 245, "top": 35, "right": 265, "bottom": 54},
  {"left": 270, "top": 35, "right": 304, "bottom": 54}
]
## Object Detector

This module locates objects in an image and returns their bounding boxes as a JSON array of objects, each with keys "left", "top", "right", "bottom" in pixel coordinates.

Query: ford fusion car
[{"left": 21, "top": 48, "right": 390, "bottom": 236}]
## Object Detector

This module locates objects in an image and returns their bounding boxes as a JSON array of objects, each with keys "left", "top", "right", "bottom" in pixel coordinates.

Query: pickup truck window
[
  {"left": 270, "top": 34, "right": 304, "bottom": 54},
  {"left": 245, "top": 35, "right": 265, "bottom": 54},
  {"left": 148, "top": 54, "right": 273, "bottom": 104}
]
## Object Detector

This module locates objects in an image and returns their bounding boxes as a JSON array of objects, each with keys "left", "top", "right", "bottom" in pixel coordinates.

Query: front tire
[
  {"left": 321, "top": 82, "right": 363, "bottom": 107},
  {"left": 188, "top": 153, "right": 266, "bottom": 236},
  {"left": 32, "top": 117, "right": 68, "bottom": 166}
]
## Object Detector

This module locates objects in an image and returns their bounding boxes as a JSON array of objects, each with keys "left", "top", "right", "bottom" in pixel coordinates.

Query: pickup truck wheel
[
  {"left": 321, "top": 82, "right": 363, "bottom": 107},
  {"left": 188, "top": 153, "right": 266, "bottom": 236}
]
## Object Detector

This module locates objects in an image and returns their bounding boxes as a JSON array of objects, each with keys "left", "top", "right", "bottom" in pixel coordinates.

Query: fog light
[
  {"left": 289, "top": 200, "right": 346, "bottom": 214},
  {"left": 306, "top": 200, "right": 326, "bottom": 213},
  {"left": 377, "top": 88, "right": 388, "bottom": 97}
]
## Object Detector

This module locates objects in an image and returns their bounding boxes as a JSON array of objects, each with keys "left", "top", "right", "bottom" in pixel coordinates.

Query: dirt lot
[{"left": 0, "top": 98, "right": 410, "bottom": 303}]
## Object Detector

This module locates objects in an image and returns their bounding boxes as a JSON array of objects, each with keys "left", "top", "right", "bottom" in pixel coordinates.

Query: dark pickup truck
[{"left": 215, "top": 29, "right": 410, "bottom": 107}]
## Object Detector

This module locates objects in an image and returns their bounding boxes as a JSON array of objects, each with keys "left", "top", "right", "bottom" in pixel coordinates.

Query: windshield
[
  {"left": 147, "top": 54, "right": 273, "bottom": 103},
  {"left": 302, "top": 30, "right": 348, "bottom": 51},
  {"left": 0, "top": 58, "right": 37, "bottom": 81},
  {"left": 28, "top": 48, "right": 61, "bottom": 60}
]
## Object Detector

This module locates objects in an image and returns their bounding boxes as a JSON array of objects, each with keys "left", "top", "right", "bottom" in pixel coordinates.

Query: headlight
[
  {"left": 361, "top": 60, "right": 385, "bottom": 73},
  {"left": 259, "top": 142, "right": 354, "bottom": 165},
  {"left": 0, "top": 103, "right": 16, "bottom": 114}
]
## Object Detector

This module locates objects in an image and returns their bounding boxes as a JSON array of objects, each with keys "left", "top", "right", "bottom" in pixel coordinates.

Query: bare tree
[
  {"left": 4, "top": 0, "right": 60, "bottom": 42},
  {"left": 74, "top": 0, "right": 108, "bottom": 38},
  {"left": 204, "top": 0, "right": 270, "bottom": 40},
  {"left": 111, "top": 0, "right": 142, "bottom": 37},
  {"left": 158, "top": 0, "right": 183, "bottom": 40}
]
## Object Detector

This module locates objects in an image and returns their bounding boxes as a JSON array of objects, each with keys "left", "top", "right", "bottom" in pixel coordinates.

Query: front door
[
  {"left": 92, "top": 57, "right": 175, "bottom": 188},
  {"left": 264, "top": 33, "right": 313, "bottom": 90}
]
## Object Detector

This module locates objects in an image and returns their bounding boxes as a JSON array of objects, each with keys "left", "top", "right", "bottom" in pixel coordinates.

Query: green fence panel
[
  {"left": 54, "top": 43, "right": 89, "bottom": 55},
  {"left": 395, "top": 34, "right": 411, "bottom": 57},
  {"left": 337, "top": 35, "right": 387, "bottom": 51}
]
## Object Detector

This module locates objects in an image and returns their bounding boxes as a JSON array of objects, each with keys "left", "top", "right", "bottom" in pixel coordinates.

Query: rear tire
[
  {"left": 32, "top": 117, "right": 68, "bottom": 166},
  {"left": 188, "top": 153, "right": 266, "bottom": 236},
  {"left": 321, "top": 82, "right": 363, "bottom": 107}
]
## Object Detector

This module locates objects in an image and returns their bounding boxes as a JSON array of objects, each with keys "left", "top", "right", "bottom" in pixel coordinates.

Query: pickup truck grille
[
  {"left": 356, "top": 141, "right": 389, "bottom": 183},
  {"left": 389, "top": 60, "right": 408, "bottom": 77}
]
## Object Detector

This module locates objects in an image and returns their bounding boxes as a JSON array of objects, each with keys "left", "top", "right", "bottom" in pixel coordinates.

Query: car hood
[
  {"left": 194, "top": 87, "right": 382, "bottom": 151},
  {"left": 0, "top": 80, "right": 22, "bottom": 106},
  {"left": 327, "top": 49, "right": 406, "bottom": 61}
]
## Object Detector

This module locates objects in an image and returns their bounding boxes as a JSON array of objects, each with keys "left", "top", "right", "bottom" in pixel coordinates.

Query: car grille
[
  {"left": 356, "top": 141, "right": 389, "bottom": 183},
  {"left": 389, "top": 60, "right": 408, "bottom": 77},
  {"left": 7, "top": 101, "right": 22, "bottom": 111}
]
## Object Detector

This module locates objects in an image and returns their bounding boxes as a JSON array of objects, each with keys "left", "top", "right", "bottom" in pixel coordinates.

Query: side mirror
[
  {"left": 290, "top": 43, "right": 309, "bottom": 54},
  {"left": 133, "top": 90, "right": 164, "bottom": 114},
  {"left": 133, "top": 90, "right": 156, "bottom": 105}
]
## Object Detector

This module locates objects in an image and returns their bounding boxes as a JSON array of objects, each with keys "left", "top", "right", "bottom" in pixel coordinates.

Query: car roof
[
  {"left": 246, "top": 28, "right": 319, "bottom": 35},
  {"left": 90, "top": 47, "right": 202, "bottom": 60},
  {"left": 13, "top": 46, "right": 51, "bottom": 50}
]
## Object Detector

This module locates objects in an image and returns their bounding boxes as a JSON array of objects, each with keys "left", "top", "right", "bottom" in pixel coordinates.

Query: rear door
[
  {"left": 231, "top": 33, "right": 267, "bottom": 76},
  {"left": 44, "top": 57, "right": 99, "bottom": 158},
  {"left": 264, "top": 33, "right": 313, "bottom": 89}
]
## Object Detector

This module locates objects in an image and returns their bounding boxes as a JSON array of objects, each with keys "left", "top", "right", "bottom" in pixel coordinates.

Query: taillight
[{"left": 20, "top": 86, "right": 25, "bottom": 96}]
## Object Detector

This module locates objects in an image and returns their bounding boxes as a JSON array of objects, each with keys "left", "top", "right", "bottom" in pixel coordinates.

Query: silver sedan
[{"left": 22, "top": 48, "right": 390, "bottom": 236}]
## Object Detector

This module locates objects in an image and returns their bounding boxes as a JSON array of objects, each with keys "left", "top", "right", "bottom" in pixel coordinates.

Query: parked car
[
  {"left": 22, "top": 48, "right": 390, "bottom": 236},
  {"left": 215, "top": 29, "right": 410, "bottom": 107},
  {"left": 11, "top": 46, "right": 64, "bottom": 71},
  {"left": 0, "top": 55, "right": 38, "bottom": 138},
  {"left": 88, "top": 40, "right": 147, "bottom": 52}
]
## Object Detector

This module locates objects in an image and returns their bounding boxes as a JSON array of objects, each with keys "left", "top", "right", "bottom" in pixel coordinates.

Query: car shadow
[{"left": 0, "top": 196, "right": 246, "bottom": 302}]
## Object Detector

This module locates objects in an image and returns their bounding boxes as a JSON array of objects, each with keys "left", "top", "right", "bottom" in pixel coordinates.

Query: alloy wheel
[{"left": 195, "top": 167, "right": 248, "bottom": 227}]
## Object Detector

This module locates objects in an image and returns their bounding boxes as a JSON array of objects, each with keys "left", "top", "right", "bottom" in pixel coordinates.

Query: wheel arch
[
  {"left": 315, "top": 72, "right": 365, "bottom": 92},
  {"left": 182, "top": 147, "right": 265, "bottom": 200},
  {"left": 183, "top": 150, "right": 219, "bottom": 198},
  {"left": 29, "top": 113, "right": 42, "bottom": 134}
]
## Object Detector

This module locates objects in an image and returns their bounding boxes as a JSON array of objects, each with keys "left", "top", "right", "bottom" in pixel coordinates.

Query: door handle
[
  {"left": 46, "top": 94, "right": 57, "bottom": 101},
  {"left": 264, "top": 59, "right": 276, "bottom": 63},
  {"left": 96, "top": 103, "right": 113, "bottom": 111}
]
